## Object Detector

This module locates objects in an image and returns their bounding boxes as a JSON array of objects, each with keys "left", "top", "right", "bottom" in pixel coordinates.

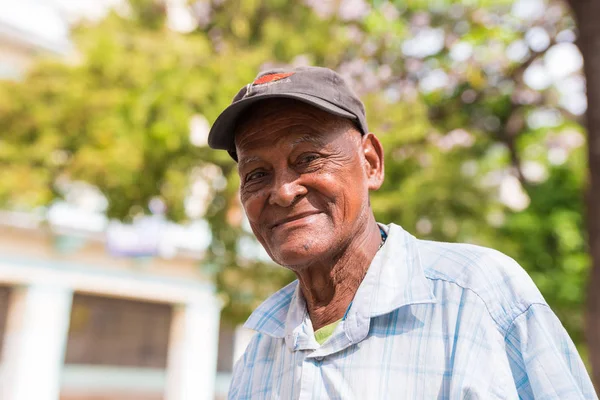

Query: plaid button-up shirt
[{"left": 228, "top": 223, "right": 596, "bottom": 399}]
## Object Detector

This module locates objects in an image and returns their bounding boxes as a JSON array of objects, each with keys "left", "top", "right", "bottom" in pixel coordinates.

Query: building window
[
  {"left": 65, "top": 293, "right": 172, "bottom": 368},
  {"left": 216, "top": 321, "right": 235, "bottom": 373}
]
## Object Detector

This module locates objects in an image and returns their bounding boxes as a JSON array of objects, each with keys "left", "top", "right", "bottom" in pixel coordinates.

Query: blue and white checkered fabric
[{"left": 228, "top": 223, "right": 597, "bottom": 399}]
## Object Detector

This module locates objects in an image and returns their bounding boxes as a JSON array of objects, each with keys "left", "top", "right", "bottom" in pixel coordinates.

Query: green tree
[
  {"left": 367, "top": 0, "right": 599, "bottom": 386},
  {"left": 362, "top": 0, "right": 589, "bottom": 354},
  {"left": 567, "top": 0, "right": 600, "bottom": 390}
]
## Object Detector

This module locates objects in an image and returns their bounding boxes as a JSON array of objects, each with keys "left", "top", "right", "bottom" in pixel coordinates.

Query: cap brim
[{"left": 207, "top": 93, "right": 358, "bottom": 155}]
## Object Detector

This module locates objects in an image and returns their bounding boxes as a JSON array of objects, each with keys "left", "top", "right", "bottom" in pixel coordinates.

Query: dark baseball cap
[{"left": 207, "top": 66, "right": 369, "bottom": 160}]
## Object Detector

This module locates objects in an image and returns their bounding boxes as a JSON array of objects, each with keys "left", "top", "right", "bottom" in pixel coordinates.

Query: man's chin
[{"left": 269, "top": 241, "right": 329, "bottom": 270}]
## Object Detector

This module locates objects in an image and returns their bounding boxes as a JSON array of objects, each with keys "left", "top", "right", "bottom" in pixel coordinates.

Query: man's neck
[{"left": 295, "top": 219, "right": 383, "bottom": 331}]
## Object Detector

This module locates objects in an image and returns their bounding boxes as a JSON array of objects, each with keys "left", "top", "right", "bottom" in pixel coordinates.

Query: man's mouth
[{"left": 269, "top": 211, "right": 322, "bottom": 230}]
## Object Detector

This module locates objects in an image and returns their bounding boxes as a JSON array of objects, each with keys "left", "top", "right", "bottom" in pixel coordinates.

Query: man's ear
[{"left": 361, "top": 133, "right": 384, "bottom": 190}]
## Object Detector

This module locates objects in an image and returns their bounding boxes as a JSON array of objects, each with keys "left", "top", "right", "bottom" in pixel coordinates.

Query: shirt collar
[
  {"left": 365, "top": 223, "right": 437, "bottom": 318},
  {"left": 243, "top": 223, "right": 437, "bottom": 339},
  {"left": 243, "top": 280, "right": 298, "bottom": 338}
]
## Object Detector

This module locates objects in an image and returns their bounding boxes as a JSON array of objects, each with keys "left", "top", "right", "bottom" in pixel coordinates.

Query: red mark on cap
[{"left": 253, "top": 72, "right": 295, "bottom": 85}]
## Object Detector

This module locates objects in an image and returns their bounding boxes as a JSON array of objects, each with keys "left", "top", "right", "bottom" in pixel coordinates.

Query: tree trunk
[{"left": 568, "top": 0, "right": 600, "bottom": 393}]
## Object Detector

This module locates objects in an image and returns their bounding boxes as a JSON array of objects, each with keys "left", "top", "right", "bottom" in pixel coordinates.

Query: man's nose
[{"left": 268, "top": 170, "right": 307, "bottom": 207}]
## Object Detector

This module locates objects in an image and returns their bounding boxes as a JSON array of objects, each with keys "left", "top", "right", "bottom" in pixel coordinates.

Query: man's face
[{"left": 234, "top": 99, "right": 383, "bottom": 270}]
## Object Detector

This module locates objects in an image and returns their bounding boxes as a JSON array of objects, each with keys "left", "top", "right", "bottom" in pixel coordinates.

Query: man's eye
[
  {"left": 298, "top": 154, "right": 319, "bottom": 164},
  {"left": 245, "top": 171, "right": 267, "bottom": 183}
]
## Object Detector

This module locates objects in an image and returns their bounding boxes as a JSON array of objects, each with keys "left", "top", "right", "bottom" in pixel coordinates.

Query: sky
[{"left": 0, "top": 0, "right": 196, "bottom": 42}]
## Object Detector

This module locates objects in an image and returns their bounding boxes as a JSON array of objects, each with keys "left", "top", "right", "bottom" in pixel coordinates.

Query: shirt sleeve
[
  {"left": 227, "top": 350, "right": 247, "bottom": 400},
  {"left": 504, "top": 303, "right": 598, "bottom": 399}
]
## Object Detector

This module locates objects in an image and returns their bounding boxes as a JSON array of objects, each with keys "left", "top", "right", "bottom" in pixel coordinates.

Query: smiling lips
[{"left": 269, "top": 211, "right": 322, "bottom": 230}]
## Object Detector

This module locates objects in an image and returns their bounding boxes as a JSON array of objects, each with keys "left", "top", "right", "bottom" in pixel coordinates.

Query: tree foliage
[{"left": 363, "top": 0, "right": 590, "bottom": 357}]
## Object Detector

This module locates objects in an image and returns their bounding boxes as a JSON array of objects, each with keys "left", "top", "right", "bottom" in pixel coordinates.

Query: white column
[
  {"left": 0, "top": 284, "right": 73, "bottom": 400},
  {"left": 233, "top": 326, "right": 255, "bottom": 365},
  {"left": 165, "top": 297, "right": 221, "bottom": 400}
]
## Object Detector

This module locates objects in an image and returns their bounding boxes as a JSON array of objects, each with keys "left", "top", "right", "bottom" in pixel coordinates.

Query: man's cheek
[{"left": 242, "top": 194, "right": 262, "bottom": 220}]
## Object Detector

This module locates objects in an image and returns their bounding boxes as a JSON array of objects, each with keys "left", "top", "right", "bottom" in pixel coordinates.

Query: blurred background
[{"left": 0, "top": 0, "right": 599, "bottom": 399}]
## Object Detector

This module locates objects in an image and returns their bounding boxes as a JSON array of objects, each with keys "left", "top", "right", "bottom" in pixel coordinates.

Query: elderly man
[{"left": 208, "top": 66, "right": 596, "bottom": 399}]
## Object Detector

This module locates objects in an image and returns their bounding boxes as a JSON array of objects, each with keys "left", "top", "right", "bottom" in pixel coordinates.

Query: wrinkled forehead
[{"left": 234, "top": 99, "right": 355, "bottom": 153}]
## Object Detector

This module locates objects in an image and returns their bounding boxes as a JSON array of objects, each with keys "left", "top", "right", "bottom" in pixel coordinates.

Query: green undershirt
[{"left": 314, "top": 319, "right": 342, "bottom": 345}]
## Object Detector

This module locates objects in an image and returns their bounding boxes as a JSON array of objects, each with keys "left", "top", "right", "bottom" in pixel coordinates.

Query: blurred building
[
  {"left": 0, "top": 0, "right": 71, "bottom": 79},
  {"left": 0, "top": 213, "right": 252, "bottom": 400}
]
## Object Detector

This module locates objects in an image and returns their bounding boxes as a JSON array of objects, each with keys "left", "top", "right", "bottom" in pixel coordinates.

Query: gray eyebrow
[
  {"left": 291, "top": 134, "right": 325, "bottom": 147},
  {"left": 237, "top": 155, "right": 261, "bottom": 170},
  {"left": 237, "top": 135, "right": 325, "bottom": 170}
]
